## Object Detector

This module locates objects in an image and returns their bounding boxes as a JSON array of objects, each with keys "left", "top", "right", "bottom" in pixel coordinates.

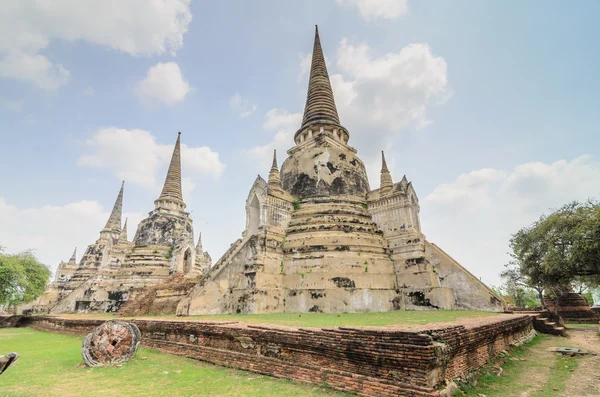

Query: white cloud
[
  {"left": 262, "top": 108, "right": 302, "bottom": 131},
  {"left": 332, "top": 40, "right": 449, "bottom": 151},
  {"left": 247, "top": 109, "right": 302, "bottom": 170},
  {"left": 0, "top": 196, "right": 143, "bottom": 274},
  {"left": 0, "top": 0, "right": 192, "bottom": 90},
  {"left": 84, "top": 87, "right": 95, "bottom": 97},
  {"left": 423, "top": 155, "right": 600, "bottom": 286},
  {"left": 336, "top": 0, "right": 408, "bottom": 21},
  {"left": 427, "top": 169, "right": 507, "bottom": 211},
  {"left": 0, "top": 51, "right": 70, "bottom": 91},
  {"left": 135, "top": 62, "right": 191, "bottom": 106},
  {"left": 229, "top": 93, "right": 257, "bottom": 118},
  {"left": 241, "top": 106, "right": 258, "bottom": 118},
  {"left": 247, "top": 37, "right": 449, "bottom": 170},
  {"left": 78, "top": 127, "right": 226, "bottom": 195}
]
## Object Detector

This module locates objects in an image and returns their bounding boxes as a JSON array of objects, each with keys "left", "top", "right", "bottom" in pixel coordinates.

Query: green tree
[
  {"left": 0, "top": 247, "right": 51, "bottom": 310},
  {"left": 501, "top": 261, "right": 545, "bottom": 308},
  {"left": 507, "top": 200, "right": 600, "bottom": 308}
]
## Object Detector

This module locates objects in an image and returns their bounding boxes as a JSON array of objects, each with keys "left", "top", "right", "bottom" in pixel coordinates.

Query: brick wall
[
  {"left": 544, "top": 293, "right": 600, "bottom": 324},
  {"left": 11, "top": 314, "right": 535, "bottom": 397}
]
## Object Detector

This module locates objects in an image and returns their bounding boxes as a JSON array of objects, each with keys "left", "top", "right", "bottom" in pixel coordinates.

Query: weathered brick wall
[
  {"left": 11, "top": 314, "right": 535, "bottom": 397},
  {"left": 544, "top": 293, "right": 600, "bottom": 324},
  {"left": 439, "top": 316, "right": 534, "bottom": 379}
]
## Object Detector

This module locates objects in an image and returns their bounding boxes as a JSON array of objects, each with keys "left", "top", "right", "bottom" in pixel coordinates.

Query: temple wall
[
  {"left": 179, "top": 234, "right": 285, "bottom": 315},
  {"left": 133, "top": 211, "right": 193, "bottom": 247},
  {"left": 105, "top": 242, "right": 133, "bottom": 269},
  {"left": 5, "top": 314, "right": 536, "bottom": 397},
  {"left": 77, "top": 240, "right": 110, "bottom": 269},
  {"left": 369, "top": 195, "right": 419, "bottom": 235},
  {"left": 280, "top": 141, "right": 371, "bottom": 200},
  {"left": 425, "top": 242, "right": 504, "bottom": 311},
  {"left": 264, "top": 195, "right": 293, "bottom": 229}
]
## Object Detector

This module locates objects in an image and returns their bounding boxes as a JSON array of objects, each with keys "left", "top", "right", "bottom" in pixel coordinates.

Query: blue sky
[{"left": 1, "top": 0, "right": 599, "bottom": 286}]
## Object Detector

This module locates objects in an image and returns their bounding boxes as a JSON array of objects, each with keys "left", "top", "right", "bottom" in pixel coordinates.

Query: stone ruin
[
  {"left": 82, "top": 320, "right": 141, "bottom": 367},
  {"left": 25, "top": 26, "right": 503, "bottom": 317},
  {"left": 544, "top": 292, "right": 600, "bottom": 324},
  {"left": 177, "top": 26, "right": 504, "bottom": 315},
  {"left": 23, "top": 313, "right": 539, "bottom": 397},
  {"left": 0, "top": 352, "right": 19, "bottom": 375},
  {"left": 21, "top": 133, "right": 212, "bottom": 315}
]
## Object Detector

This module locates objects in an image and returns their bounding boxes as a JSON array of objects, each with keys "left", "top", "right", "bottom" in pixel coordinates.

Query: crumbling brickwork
[
  {"left": 544, "top": 293, "right": 600, "bottom": 324},
  {"left": 9, "top": 314, "right": 535, "bottom": 397}
]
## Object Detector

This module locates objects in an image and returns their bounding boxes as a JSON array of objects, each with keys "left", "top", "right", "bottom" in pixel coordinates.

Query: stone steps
[{"left": 533, "top": 314, "right": 567, "bottom": 337}]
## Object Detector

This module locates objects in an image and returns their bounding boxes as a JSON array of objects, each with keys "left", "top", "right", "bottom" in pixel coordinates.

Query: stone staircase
[
  {"left": 117, "top": 273, "right": 199, "bottom": 316},
  {"left": 533, "top": 311, "right": 567, "bottom": 336}
]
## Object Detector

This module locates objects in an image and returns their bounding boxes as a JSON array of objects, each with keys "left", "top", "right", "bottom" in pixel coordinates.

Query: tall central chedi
[{"left": 178, "top": 27, "right": 503, "bottom": 315}]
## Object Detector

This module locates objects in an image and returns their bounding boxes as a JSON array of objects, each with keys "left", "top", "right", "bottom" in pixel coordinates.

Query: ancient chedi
[
  {"left": 178, "top": 27, "right": 503, "bottom": 315},
  {"left": 30, "top": 133, "right": 212, "bottom": 314}
]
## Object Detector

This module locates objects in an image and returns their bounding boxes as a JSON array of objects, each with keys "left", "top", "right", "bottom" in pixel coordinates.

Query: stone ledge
[{"left": 4, "top": 314, "right": 536, "bottom": 397}]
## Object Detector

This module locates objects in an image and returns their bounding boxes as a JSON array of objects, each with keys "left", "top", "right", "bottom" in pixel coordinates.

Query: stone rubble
[{"left": 81, "top": 320, "right": 141, "bottom": 367}]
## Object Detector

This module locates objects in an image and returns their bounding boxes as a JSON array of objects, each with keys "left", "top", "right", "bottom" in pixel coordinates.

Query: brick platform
[
  {"left": 544, "top": 293, "right": 600, "bottom": 324},
  {"left": 3, "top": 314, "right": 536, "bottom": 396}
]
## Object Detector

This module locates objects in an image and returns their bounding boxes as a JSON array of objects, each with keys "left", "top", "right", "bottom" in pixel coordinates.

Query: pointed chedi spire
[
  {"left": 102, "top": 181, "right": 124, "bottom": 235},
  {"left": 381, "top": 151, "right": 389, "bottom": 171},
  {"left": 295, "top": 26, "right": 343, "bottom": 142},
  {"left": 399, "top": 174, "right": 409, "bottom": 192},
  {"left": 271, "top": 149, "right": 278, "bottom": 170},
  {"left": 195, "top": 232, "right": 203, "bottom": 254},
  {"left": 118, "top": 218, "right": 129, "bottom": 244},
  {"left": 268, "top": 150, "right": 282, "bottom": 190},
  {"left": 155, "top": 132, "right": 186, "bottom": 211},
  {"left": 380, "top": 151, "right": 394, "bottom": 195},
  {"left": 68, "top": 247, "right": 77, "bottom": 264},
  {"left": 400, "top": 174, "right": 409, "bottom": 188}
]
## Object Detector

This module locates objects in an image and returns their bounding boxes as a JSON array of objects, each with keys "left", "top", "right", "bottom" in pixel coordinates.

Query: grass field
[
  {"left": 60, "top": 310, "right": 503, "bottom": 328},
  {"left": 0, "top": 328, "right": 348, "bottom": 397},
  {"left": 458, "top": 334, "right": 579, "bottom": 397},
  {"left": 566, "top": 323, "right": 599, "bottom": 329}
]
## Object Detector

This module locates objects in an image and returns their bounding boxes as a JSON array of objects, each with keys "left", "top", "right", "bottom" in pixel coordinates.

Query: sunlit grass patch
[{"left": 0, "top": 328, "right": 349, "bottom": 397}]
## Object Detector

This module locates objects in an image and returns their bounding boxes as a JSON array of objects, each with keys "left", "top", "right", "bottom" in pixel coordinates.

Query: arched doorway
[{"left": 183, "top": 248, "right": 193, "bottom": 274}]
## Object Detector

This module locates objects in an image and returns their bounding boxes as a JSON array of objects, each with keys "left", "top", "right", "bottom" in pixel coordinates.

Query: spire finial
[
  {"left": 381, "top": 151, "right": 389, "bottom": 171},
  {"left": 156, "top": 132, "right": 184, "bottom": 208},
  {"left": 195, "top": 232, "right": 203, "bottom": 253},
  {"left": 296, "top": 26, "right": 342, "bottom": 141},
  {"left": 271, "top": 150, "right": 278, "bottom": 170},
  {"left": 380, "top": 151, "right": 393, "bottom": 195},
  {"left": 268, "top": 150, "right": 282, "bottom": 189},
  {"left": 118, "top": 218, "right": 129, "bottom": 243},
  {"left": 103, "top": 181, "right": 124, "bottom": 233},
  {"left": 69, "top": 247, "right": 77, "bottom": 264}
]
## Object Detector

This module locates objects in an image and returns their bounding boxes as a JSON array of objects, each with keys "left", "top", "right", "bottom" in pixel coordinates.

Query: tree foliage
[
  {"left": 0, "top": 247, "right": 51, "bottom": 307},
  {"left": 506, "top": 200, "right": 600, "bottom": 299}
]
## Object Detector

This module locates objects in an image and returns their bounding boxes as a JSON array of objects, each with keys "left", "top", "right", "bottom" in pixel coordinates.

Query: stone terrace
[{"left": 2, "top": 313, "right": 537, "bottom": 396}]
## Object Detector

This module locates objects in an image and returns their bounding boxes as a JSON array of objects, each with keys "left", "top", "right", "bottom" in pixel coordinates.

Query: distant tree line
[
  {"left": 498, "top": 200, "right": 600, "bottom": 309},
  {"left": 0, "top": 246, "right": 51, "bottom": 312}
]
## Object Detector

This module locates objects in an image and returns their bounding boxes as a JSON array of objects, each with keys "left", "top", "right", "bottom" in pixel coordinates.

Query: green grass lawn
[
  {"left": 0, "top": 328, "right": 348, "bottom": 397},
  {"left": 458, "top": 334, "right": 579, "bottom": 397},
  {"left": 77, "top": 310, "right": 503, "bottom": 328},
  {"left": 566, "top": 323, "right": 599, "bottom": 329}
]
